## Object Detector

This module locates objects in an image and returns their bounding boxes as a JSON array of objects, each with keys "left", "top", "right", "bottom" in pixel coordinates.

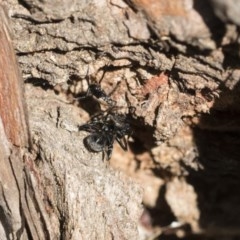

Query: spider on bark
[
  {"left": 79, "top": 108, "right": 132, "bottom": 160},
  {"left": 78, "top": 69, "right": 132, "bottom": 160}
]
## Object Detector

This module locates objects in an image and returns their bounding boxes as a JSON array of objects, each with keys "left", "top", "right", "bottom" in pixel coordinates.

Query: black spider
[{"left": 79, "top": 109, "right": 132, "bottom": 160}]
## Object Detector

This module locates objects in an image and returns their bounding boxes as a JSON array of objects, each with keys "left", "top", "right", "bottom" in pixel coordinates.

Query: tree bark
[{"left": 2, "top": 0, "right": 240, "bottom": 239}]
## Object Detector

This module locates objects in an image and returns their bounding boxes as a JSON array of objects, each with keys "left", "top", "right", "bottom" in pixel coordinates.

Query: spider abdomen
[{"left": 84, "top": 134, "right": 106, "bottom": 152}]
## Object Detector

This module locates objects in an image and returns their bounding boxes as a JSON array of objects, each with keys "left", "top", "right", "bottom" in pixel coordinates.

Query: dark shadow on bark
[
  {"left": 186, "top": 76, "right": 240, "bottom": 237},
  {"left": 193, "top": 0, "right": 226, "bottom": 47},
  {"left": 145, "top": 185, "right": 176, "bottom": 227}
]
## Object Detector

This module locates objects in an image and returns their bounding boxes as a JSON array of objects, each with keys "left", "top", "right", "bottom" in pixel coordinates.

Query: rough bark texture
[{"left": 1, "top": 0, "right": 240, "bottom": 239}]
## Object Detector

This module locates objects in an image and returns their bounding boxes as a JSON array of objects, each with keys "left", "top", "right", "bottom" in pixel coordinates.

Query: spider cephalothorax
[
  {"left": 86, "top": 84, "right": 116, "bottom": 107},
  {"left": 79, "top": 109, "right": 132, "bottom": 160},
  {"left": 77, "top": 68, "right": 118, "bottom": 108}
]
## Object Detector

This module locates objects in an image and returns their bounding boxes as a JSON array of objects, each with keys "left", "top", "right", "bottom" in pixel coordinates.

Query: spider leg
[
  {"left": 116, "top": 136, "right": 128, "bottom": 151},
  {"left": 73, "top": 67, "right": 90, "bottom": 101},
  {"left": 109, "top": 81, "right": 121, "bottom": 97},
  {"left": 105, "top": 142, "right": 113, "bottom": 161},
  {"left": 104, "top": 135, "right": 114, "bottom": 161},
  {"left": 79, "top": 123, "right": 100, "bottom": 133},
  {"left": 102, "top": 150, "right": 105, "bottom": 161},
  {"left": 90, "top": 111, "right": 105, "bottom": 121}
]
